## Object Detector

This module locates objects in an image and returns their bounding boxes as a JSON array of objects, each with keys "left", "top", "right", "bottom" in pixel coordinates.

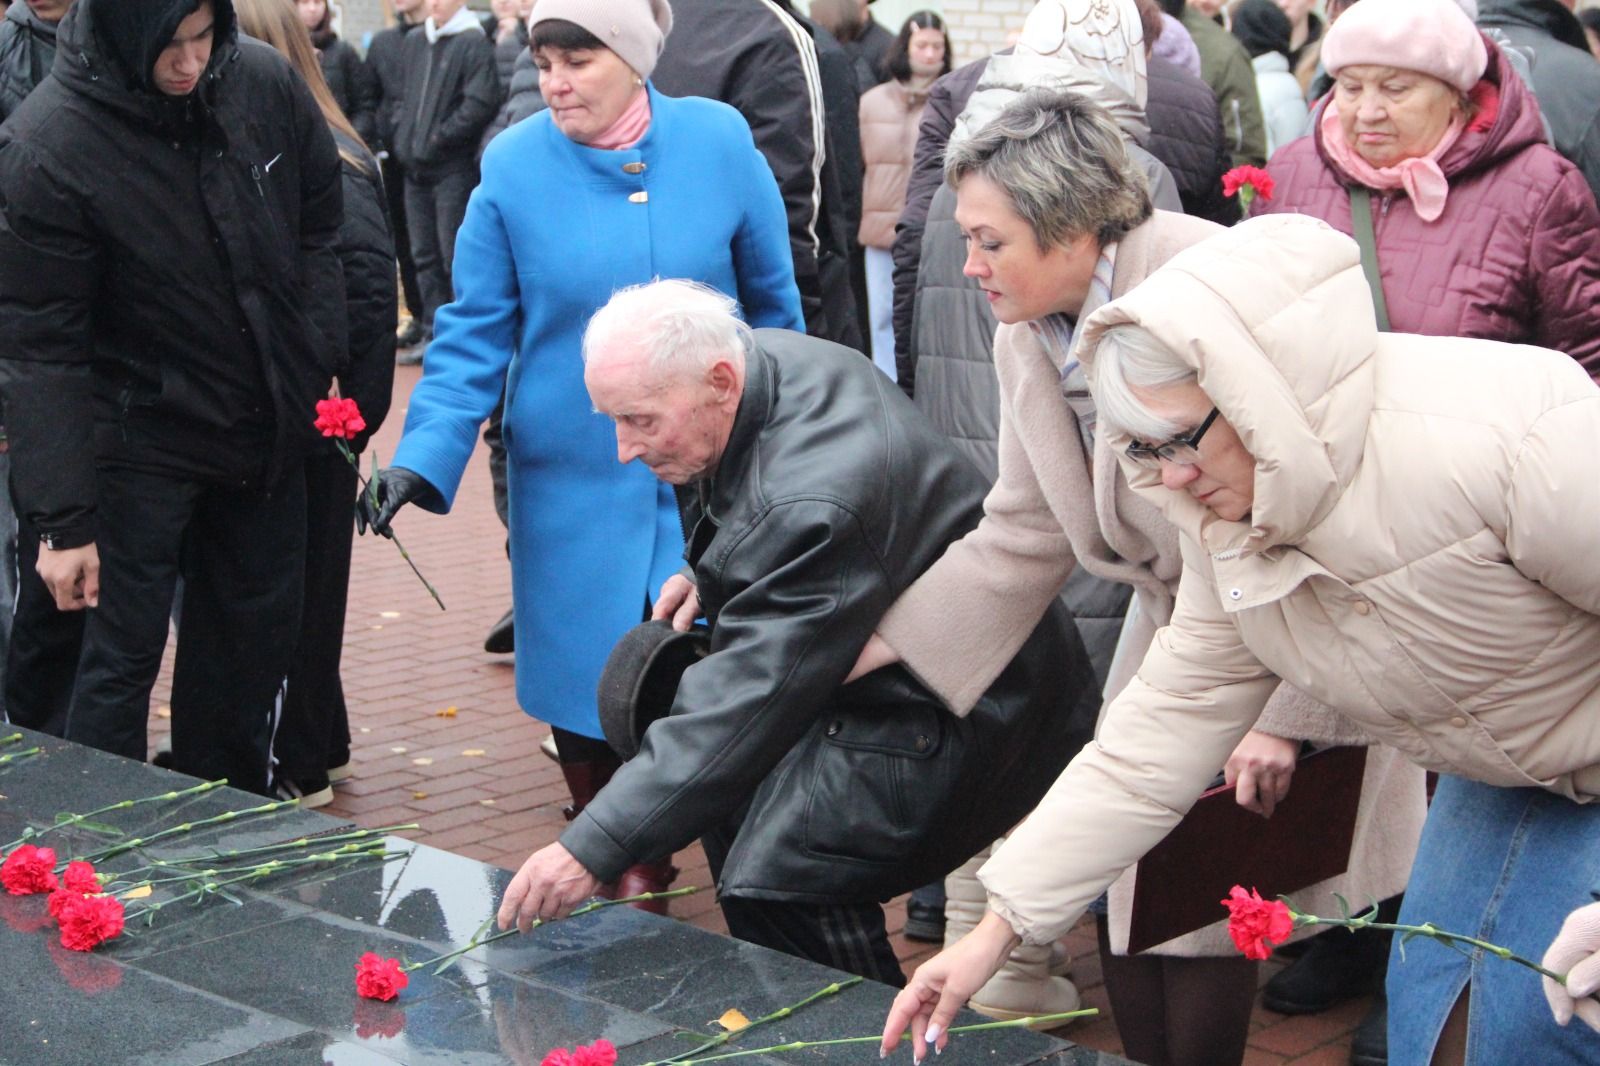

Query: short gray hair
[
  {"left": 944, "top": 88, "right": 1153, "bottom": 249},
  {"left": 1091, "top": 324, "right": 1199, "bottom": 442},
  {"left": 583, "top": 279, "right": 752, "bottom": 376}
]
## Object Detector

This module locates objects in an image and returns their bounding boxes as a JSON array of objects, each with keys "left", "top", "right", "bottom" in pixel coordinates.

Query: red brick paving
[{"left": 147, "top": 365, "right": 1369, "bottom": 1064}]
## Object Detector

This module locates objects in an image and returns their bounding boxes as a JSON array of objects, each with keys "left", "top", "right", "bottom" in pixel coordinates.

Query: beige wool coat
[
  {"left": 858, "top": 79, "right": 931, "bottom": 250},
  {"left": 975, "top": 214, "right": 1600, "bottom": 948},
  {"left": 878, "top": 211, "right": 1425, "bottom": 955}
]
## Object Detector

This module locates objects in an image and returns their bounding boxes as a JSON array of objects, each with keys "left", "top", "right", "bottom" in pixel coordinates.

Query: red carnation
[
  {"left": 541, "top": 1039, "right": 617, "bottom": 1066},
  {"left": 355, "top": 952, "right": 411, "bottom": 1001},
  {"left": 1221, "top": 884, "right": 1296, "bottom": 961},
  {"left": 1, "top": 844, "right": 59, "bottom": 895},
  {"left": 56, "top": 892, "right": 125, "bottom": 952},
  {"left": 314, "top": 397, "right": 367, "bottom": 441},
  {"left": 62, "top": 860, "right": 101, "bottom": 895},
  {"left": 1221, "top": 165, "right": 1275, "bottom": 213}
]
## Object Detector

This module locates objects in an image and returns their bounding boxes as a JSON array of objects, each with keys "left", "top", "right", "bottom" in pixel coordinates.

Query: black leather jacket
[{"left": 561, "top": 330, "right": 1099, "bottom": 903}]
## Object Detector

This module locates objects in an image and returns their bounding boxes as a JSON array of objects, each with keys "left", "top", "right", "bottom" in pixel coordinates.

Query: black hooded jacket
[
  {"left": 0, "top": 0, "right": 60, "bottom": 120},
  {"left": 0, "top": 0, "right": 345, "bottom": 546}
]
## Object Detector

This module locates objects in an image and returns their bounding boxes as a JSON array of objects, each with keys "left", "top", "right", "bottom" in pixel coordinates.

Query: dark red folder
[{"left": 1126, "top": 745, "right": 1368, "bottom": 954}]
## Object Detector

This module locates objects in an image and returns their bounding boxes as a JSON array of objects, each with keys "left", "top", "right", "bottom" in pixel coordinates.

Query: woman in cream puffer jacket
[{"left": 884, "top": 214, "right": 1600, "bottom": 1065}]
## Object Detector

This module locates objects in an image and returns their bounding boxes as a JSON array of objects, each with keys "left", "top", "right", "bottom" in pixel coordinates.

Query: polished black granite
[{"left": 0, "top": 727, "right": 1134, "bottom": 1066}]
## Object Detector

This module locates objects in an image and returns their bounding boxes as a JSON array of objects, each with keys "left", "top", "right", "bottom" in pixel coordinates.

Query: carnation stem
[
  {"left": 421, "top": 886, "right": 702, "bottom": 974},
  {"left": 5, "top": 779, "right": 230, "bottom": 854},
  {"left": 0, "top": 732, "right": 21, "bottom": 746},
  {"left": 636, "top": 1011, "right": 1099, "bottom": 1065},
  {"left": 0, "top": 747, "right": 41, "bottom": 767},
  {"left": 659, "top": 976, "right": 865, "bottom": 1063},
  {"left": 108, "top": 839, "right": 403, "bottom": 892},
  {"left": 83, "top": 797, "right": 302, "bottom": 864},
  {"left": 1291, "top": 911, "right": 1567, "bottom": 985},
  {"left": 340, "top": 442, "right": 445, "bottom": 611},
  {"left": 136, "top": 823, "right": 421, "bottom": 868},
  {"left": 122, "top": 845, "right": 398, "bottom": 923}
]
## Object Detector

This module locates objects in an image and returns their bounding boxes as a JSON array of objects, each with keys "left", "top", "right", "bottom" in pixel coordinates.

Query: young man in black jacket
[
  {"left": 491, "top": 281, "right": 1098, "bottom": 985},
  {"left": 365, "top": 0, "right": 428, "bottom": 351},
  {"left": 389, "top": 0, "right": 500, "bottom": 359},
  {"left": 0, "top": 0, "right": 346, "bottom": 794}
]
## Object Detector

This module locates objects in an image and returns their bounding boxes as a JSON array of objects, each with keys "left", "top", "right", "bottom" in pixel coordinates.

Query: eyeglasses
[{"left": 1124, "top": 407, "right": 1220, "bottom": 470}]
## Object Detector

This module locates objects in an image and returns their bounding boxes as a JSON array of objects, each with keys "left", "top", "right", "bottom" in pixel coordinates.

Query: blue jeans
[{"left": 1389, "top": 774, "right": 1600, "bottom": 1064}]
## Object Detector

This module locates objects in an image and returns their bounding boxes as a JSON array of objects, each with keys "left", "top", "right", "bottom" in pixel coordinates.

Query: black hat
[
  {"left": 1232, "top": 0, "right": 1292, "bottom": 60},
  {"left": 596, "top": 621, "right": 710, "bottom": 760}
]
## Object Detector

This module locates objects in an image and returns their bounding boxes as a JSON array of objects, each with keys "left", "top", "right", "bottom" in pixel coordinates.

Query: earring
[{"left": 634, "top": 75, "right": 644, "bottom": 86}]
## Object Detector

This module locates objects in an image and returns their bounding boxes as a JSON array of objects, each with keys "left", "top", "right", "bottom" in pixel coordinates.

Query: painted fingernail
[{"left": 924, "top": 1023, "right": 942, "bottom": 1044}]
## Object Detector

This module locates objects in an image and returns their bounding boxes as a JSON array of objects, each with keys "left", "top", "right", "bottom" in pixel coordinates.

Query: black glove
[{"left": 355, "top": 466, "right": 437, "bottom": 538}]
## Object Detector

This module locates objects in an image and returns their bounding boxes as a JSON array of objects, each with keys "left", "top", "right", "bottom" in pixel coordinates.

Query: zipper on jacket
[
  {"left": 1230, "top": 98, "right": 1243, "bottom": 153},
  {"left": 250, "top": 162, "right": 266, "bottom": 200},
  {"left": 411, "top": 47, "right": 435, "bottom": 160}
]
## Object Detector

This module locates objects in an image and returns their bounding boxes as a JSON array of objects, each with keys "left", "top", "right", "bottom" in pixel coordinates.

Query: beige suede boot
[{"left": 944, "top": 844, "right": 1082, "bottom": 1027}]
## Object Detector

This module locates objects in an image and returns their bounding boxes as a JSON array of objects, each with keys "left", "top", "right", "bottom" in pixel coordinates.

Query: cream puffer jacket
[
  {"left": 857, "top": 79, "right": 931, "bottom": 250},
  {"left": 979, "top": 213, "right": 1600, "bottom": 946}
]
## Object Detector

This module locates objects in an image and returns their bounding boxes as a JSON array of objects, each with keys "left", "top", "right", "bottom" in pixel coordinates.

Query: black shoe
[
  {"left": 1262, "top": 927, "right": 1389, "bottom": 1014},
  {"left": 1349, "top": 992, "right": 1387, "bottom": 1066},
  {"left": 902, "top": 898, "right": 946, "bottom": 943},
  {"left": 396, "top": 320, "right": 426, "bottom": 348},
  {"left": 484, "top": 607, "right": 514, "bottom": 654},
  {"left": 274, "top": 774, "right": 334, "bottom": 810}
]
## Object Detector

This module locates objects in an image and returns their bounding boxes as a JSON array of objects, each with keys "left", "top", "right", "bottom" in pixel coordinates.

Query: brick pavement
[{"left": 148, "top": 365, "right": 1372, "bottom": 1065}]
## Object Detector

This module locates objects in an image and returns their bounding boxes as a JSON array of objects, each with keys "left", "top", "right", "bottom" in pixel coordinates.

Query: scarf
[
  {"left": 1319, "top": 100, "right": 1464, "bottom": 223},
  {"left": 586, "top": 87, "right": 651, "bottom": 150}
]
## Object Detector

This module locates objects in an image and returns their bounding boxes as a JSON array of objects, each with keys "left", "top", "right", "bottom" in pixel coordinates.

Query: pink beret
[{"left": 1320, "top": 0, "right": 1488, "bottom": 94}]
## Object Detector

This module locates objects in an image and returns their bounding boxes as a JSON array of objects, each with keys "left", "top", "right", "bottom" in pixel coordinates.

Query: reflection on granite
[{"left": 0, "top": 727, "right": 1134, "bottom": 1066}]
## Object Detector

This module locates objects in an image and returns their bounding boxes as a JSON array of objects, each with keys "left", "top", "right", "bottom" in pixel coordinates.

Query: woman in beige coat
[
  {"left": 858, "top": 11, "right": 950, "bottom": 375},
  {"left": 851, "top": 89, "right": 1425, "bottom": 1065},
  {"left": 881, "top": 213, "right": 1600, "bottom": 1065}
]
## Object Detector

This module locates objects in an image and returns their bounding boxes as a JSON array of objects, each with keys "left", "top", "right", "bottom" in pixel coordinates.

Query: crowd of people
[{"left": 2, "top": 0, "right": 1600, "bottom": 1063}]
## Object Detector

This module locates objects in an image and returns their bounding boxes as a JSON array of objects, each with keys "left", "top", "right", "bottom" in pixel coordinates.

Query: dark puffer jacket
[
  {"left": 1256, "top": 40, "right": 1600, "bottom": 374},
  {"left": 561, "top": 332, "right": 1098, "bottom": 902},
  {"left": 478, "top": 46, "right": 545, "bottom": 159},
  {"left": 1146, "top": 56, "right": 1234, "bottom": 227},
  {"left": 332, "top": 132, "right": 397, "bottom": 452},
  {"left": 313, "top": 32, "right": 378, "bottom": 146},
  {"left": 0, "top": 0, "right": 58, "bottom": 120},
  {"left": 1476, "top": 0, "right": 1600, "bottom": 206},
  {"left": 0, "top": 0, "right": 345, "bottom": 545}
]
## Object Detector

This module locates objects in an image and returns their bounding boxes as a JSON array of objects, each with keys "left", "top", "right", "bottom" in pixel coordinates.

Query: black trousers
[
  {"left": 703, "top": 821, "right": 905, "bottom": 988},
  {"left": 65, "top": 466, "right": 306, "bottom": 795},
  {"left": 5, "top": 516, "right": 87, "bottom": 737},
  {"left": 404, "top": 164, "right": 477, "bottom": 327},
  {"left": 380, "top": 156, "right": 424, "bottom": 321},
  {"left": 273, "top": 454, "right": 355, "bottom": 783}
]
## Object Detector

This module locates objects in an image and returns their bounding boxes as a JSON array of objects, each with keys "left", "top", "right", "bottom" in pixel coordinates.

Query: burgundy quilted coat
[{"left": 1254, "top": 40, "right": 1600, "bottom": 375}]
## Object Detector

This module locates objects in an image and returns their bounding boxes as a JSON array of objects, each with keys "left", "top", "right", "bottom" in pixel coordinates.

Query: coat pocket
[{"left": 800, "top": 668, "right": 950, "bottom": 866}]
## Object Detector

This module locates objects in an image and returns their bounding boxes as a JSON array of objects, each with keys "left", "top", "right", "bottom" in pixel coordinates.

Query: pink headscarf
[{"left": 1319, "top": 102, "right": 1464, "bottom": 223}]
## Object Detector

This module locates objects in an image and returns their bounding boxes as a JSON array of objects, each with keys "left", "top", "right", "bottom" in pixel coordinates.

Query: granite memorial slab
[{"left": 0, "top": 727, "right": 1134, "bottom": 1066}]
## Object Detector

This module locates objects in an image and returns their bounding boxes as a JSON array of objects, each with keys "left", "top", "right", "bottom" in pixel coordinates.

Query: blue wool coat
[{"left": 392, "top": 86, "right": 803, "bottom": 737}]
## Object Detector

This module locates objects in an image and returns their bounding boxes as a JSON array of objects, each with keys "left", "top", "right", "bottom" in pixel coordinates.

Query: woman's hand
[
  {"left": 880, "top": 911, "right": 1019, "bottom": 1062},
  {"left": 650, "top": 574, "right": 701, "bottom": 631},
  {"left": 1225, "top": 730, "right": 1299, "bottom": 818},
  {"left": 846, "top": 632, "right": 900, "bottom": 683},
  {"left": 1543, "top": 901, "right": 1600, "bottom": 1031}
]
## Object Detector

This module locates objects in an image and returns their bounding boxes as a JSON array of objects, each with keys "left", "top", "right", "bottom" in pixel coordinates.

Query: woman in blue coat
[{"left": 361, "top": 0, "right": 803, "bottom": 904}]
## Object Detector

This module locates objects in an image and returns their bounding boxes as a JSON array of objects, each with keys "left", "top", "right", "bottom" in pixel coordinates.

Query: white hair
[
  {"left": 1091, "top": 324, "right": 1199, "bottom": 442},
  {"left": 582, "top": 279, "right": 751, "bottom": 377}
]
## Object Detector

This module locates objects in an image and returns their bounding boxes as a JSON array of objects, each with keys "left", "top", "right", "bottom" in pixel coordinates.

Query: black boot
[
  {"left": 483, "top": 607, "right": 514, "bottom": 654},
  {"left": 1349, "top": 990, "right": 1387, "bottom": 1066},
  {"left": 1263, "top": 896, "right": 1400, "bottom": 1015}
]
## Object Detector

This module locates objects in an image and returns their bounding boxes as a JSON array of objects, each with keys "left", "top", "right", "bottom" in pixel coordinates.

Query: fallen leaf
[
  {"left": 716, "top": 1009, "right": 751, "bottom": 1032},
  {"left": 390, "top": 746, "right": 408, "bottom": 755},
  {"left": 155, "top": 705, "right": 172, "bottom": 719},
  {"left": 479, "top": 799, "right": 496, "bottom": 806},
  {"left": 371, "top": 625, "right": 384, "bottom": 631},
  {"left": 461, "top": 749, "right": 486, "bottom": 757},
  {"left": 359, "top": 728, "right": 372, "bottom": 734},
  {"left": 412, "top": 757, "right": 433, "bottom": 766},
  {"left": 434, "top": 706, "right": 458, "bottom": 718},
  {"left": 121, "top": 885, "right": 154, "bottom": 900},
  {"left": 379, "top": 611, "right": 402, "bottom": 619},
  {"left": 413, "top": 791, "right": 429, "bottom": 800}
]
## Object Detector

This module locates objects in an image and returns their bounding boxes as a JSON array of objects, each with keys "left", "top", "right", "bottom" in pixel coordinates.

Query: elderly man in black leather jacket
[{"left": 496, "top": 280, "right": 1098, "bottom": 985}]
